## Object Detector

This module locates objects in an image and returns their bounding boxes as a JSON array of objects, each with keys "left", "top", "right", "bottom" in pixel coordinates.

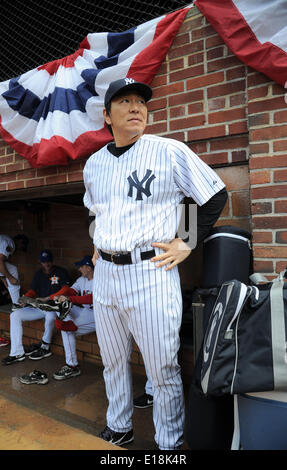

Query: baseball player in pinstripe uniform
[{"left": 83, "top": 77, "right": 226, "bottom": 450}]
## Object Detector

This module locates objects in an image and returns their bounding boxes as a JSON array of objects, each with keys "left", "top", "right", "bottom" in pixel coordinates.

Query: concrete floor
[{"left": 0, "top": 344, "right": 189, "bottom": 451}]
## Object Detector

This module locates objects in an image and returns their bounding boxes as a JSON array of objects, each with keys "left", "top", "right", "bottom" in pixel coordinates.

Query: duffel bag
[{"left": 201, "top": 271, "right": 287, "bottom": 396}]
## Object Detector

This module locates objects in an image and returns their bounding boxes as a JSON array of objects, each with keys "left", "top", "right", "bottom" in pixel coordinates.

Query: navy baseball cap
[
  {"left": 104, "top": 77, "right": 152, "bottom": 108},
  {"left": 75, "top": 255, "right": 94, "bottom": 268},
  {"left": 40, "top": 250, "right": 53, "bottom": 262}
]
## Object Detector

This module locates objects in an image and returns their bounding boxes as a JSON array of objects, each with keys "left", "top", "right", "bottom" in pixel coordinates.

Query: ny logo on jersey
[{"left": 127, "top": 169, "right": 156, "bottom": 201}]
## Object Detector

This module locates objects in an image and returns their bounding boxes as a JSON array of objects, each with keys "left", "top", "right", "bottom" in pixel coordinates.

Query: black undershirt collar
[{"left": 107, "top": 142, "right": 136, "bottom": 157}]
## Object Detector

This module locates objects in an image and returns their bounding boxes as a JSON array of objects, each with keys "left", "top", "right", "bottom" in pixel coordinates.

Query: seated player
[
  {"left": 2, "top": 249, "right": 70, "bottom": 365},
  {"left": 50, "top": 255, "right": 95, "bottom": 380}
]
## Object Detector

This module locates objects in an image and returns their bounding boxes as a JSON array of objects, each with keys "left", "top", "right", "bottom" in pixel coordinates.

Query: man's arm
[
  {"left": 151, "top": 188, "right": 228, "bottom": 271},
  {"left": 0, "top": 255, "right": 19, "bottom": 285}
]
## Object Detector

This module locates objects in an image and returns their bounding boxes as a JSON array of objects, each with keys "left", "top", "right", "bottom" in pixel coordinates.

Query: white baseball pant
[
  {"left": 93, "top": 255, "right": 184, "bottom": 450},
  {"left": 60, "top": 305, "right": 95, "bottom": 366},
  {"left": 9, "top": 307, "right": 57, "bottom": 356}
]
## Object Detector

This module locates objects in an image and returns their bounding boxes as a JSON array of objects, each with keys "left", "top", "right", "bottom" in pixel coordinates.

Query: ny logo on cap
[{"left": 125, "top": 78, "right": 135, "bottom": 85}]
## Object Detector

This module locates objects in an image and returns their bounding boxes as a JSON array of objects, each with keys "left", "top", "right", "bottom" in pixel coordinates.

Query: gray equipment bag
[{"left": 201, "top": 271, "right": 287, "bottom": 396}]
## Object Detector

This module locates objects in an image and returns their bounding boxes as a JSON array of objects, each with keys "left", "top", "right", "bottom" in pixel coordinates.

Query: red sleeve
[
  {"left": 24, "top": 289, "right": 37, "bottom": 298},
  {"left": 50, "top": 286, "right": 77, "bottom": 299},
  {"left": 69, "top": 293, "right": 93, "bottom": 305}
]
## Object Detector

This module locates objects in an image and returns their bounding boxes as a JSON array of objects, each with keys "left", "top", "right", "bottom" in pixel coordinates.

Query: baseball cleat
[
  {"left": 24, "top": 342, "right": 42, "bottom": 356},
  {"left": 19, "top": 370, "right": 49, "bottom": 385},
  {"left": 133, "top": 392, "right": 153, "bottom": 408},
  {"left": 53, "top": 364, "right": 81, "bottom": 380},
  {"left": 99, "top": 426, "right": 134, "bottom": 446},
  {"left": 29, "top": 347, "right": 52, "bottom": 360},
  {"left": 2, "top": 354, "right": 26, "bottom": 365}
]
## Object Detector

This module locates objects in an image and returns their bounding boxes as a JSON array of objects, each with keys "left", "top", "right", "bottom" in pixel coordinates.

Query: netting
[{"left": 0, "top": 0, "right": 191, "bottom": 82}]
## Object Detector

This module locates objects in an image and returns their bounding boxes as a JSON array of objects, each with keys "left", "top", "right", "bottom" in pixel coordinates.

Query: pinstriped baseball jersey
[{"left": 83, "top": 134, "right": 225, "bottom": 252}]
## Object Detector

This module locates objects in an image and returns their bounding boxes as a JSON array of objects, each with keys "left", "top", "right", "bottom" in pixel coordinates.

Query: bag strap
[{"left": 270, "top": 272, "right": 287, "bottom": 389}]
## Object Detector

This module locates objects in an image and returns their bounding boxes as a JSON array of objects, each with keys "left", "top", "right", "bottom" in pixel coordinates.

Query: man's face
[
  {"left": 103, "top": 92, "right": 148, "bottom": 144},
  {"left": 41, "top": 261, "right": 53, "bottom": 273},
  {"left": 79, "top": 265, "right": 89, "bottom": 277}
]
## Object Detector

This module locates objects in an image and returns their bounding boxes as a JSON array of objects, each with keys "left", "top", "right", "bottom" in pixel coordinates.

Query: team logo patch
[
  {"left": 50, "top": 275, "right": 60, "bottom": 285},
  {"left": 127, "top": 169, "right": 156, "bottom": 201}
]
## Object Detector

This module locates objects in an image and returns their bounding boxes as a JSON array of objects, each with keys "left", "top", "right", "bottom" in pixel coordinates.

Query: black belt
[{"left": 99, "top": 249, "right": 155, "bottom": 265}]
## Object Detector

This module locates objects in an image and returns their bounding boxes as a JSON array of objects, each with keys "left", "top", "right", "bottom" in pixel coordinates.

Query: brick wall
[{"left": 1, "top": 5, "right": 287, "bottom": 378}]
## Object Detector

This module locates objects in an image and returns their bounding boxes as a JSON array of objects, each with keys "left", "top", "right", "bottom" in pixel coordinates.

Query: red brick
[
  {"left": 231, "top": 150, "right": 247, "bottom": 163},
  {"left": 273, "top": 140, "right": 287, "bottom": 152},
  {"left": 253, "top": 216, "right": 287, "bottom": 229},
  {"left": 5, "top": 162, "right": 23, "bottom": 173},
  {"left": 207, "top": 80, "right": 245, "bottom": 98},
  {"left": 249, "top": 155, "right": 287, "bottom": 169},
  {"left": 248, "top": 97, "right": 286, "bottom": 114},
  {"left": 272, "top": 83, "right": 285, "bottom": 95},
  {"left": 274, "top": 169, "right": 287, "bottom": 182},
  {"left": 170, "top": 64, "right": 204, "bottom": 82},
  {"left": 274, "top": 110, "right": 287, "bottom": 123},
  {"left": 230, "top": 93, "right": 246, "bottom": 107},
  {"left": 188, "top": 125, "right": 225, "bottom": 141},
  {"left": 153, "top": 109, "right": 167, "bottom": 122},
  {"left": 208, "top": 97, "right": 226, "bottom": 111},
  {"left": 276, "top": 231, "right": 287, "bottom": 243},
  {"left": 146, "top": 122, "right": 167, "bottom": 134},
  {"left": 170, "top": 58, "right": 184, "bottom": 71},
  {"left": 251, "top": 125, "right": 287, "bottom": 141},
  {"left": 169, "top": 106, "right": 186, "bottom": 119},
  {"left": 252, "top": 231, "right": 273, "bottom": 243},
  {"left": 254, "top": 246, "right": 287, "bottom": 258},
  {"left": 170, "top": 114, "right": 206, "bottom": 131},
  {"left": 188, "top": 52, "right": 204, "bottom": 66},
  {"left": 248, "top": 113, "right": 270, "bottom": 127},
  {"left": 169, "top": 90, "right": 203, "bottom": 106},
  {"left": 248, "top": 85, "right": 269, "bottom": 100},
  {"left": 229, "top": 121, "right": 249, "bottom": 135},
  {"left": 226, "top": 67, "right": 246, "bottom": 81},
  {"left": 250, "top": 143, "right": 270, "bottom": 154},
  {"left": 206, "top": 46, "right": 224, "bottom": 60},
  {"left": 252, "top": 185, "right": 287, "bottom": 199},
  {"left": 25, "top": 178, "right": 45, "bottom": 188},
  {"left": 249, "top": 170, "right": 271, "bottom": 185},
  {"left": 200, "top": 152, "right": 228, "bottom": 166},
  {"left": 188, "top": 142, "right": 207, "bottom": 154},
  {"left": 209, "top": 108, "right": 246, "bottom": 124},
  {"left": 147, "top": 98, "right": 167, "bottom": 112},
  {"left": 151, "top": 75, "right": 167, "bottom": 87},
  {"left": 187, "top": 71, "right": 224, "bottom": 90},
  {"left": 251, "top": 202, "right": 272, "bottom": 214},
  {"left": 187, "top": 102, "right": 204, "bottom": 114},
  {"left": 45, "top": 174, "right": 67, "bottom": 185},
  {"left": 206, "top": 35, "right": 225, "bottom": 48},
  {"left": 210, "top": 135, "right": 249, "bottom": 151},
  {"left": 192, "top": 24, "right": 215, "bottom": 40},
  {"left": 152, "top": 82, "right": 184, "bottom": 99},
  {"left": 7, "top": 181, "right": 25, "bottom": 190},
  {"left": 276, "top": 261, "right": 287, "bottom": 273},
  {"left": 67, "top": 172, "right": 83, "bottom": 182},
  {"left": 232, "top": 191, "right": 250, "bottom": 216},
  {"left": 172, "top": 32, "right": 190, "bottom": 47},
  {"left": 253, "top": 260, "right": 274, "bottom": 273},
  {"left": 168, "top": 40, "right": 204, "bottom": 59},
  {"left": 207, "top": 56, "right": 241, "bottom": 73},
  {"left": 247, "top": 72, "right": 272, "bottom": 87},
  {"left": 275, "top": 200, "right": 287, "bottom": 213}
]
